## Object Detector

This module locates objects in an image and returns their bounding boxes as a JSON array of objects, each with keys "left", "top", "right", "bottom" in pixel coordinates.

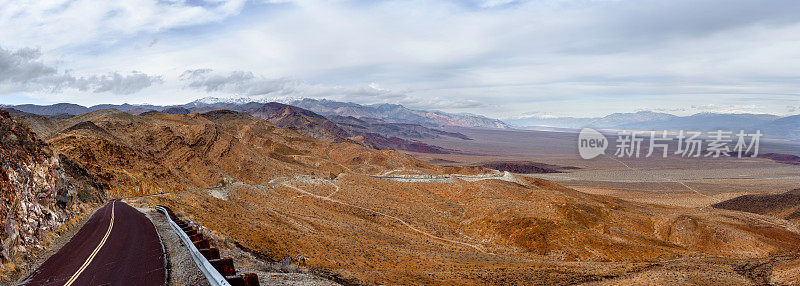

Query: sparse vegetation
[{"left": 7, "top": 108, "right": 800, "bottom": 285}]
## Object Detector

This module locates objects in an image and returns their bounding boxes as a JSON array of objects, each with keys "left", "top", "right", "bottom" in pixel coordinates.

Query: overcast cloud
[
  {"left": 1, "top": 0, "right": 800, "bottom": 117},
  {"left": 177, "top": 68, "right": 467, "bottom": 109},
  {"left": 0, "top": 46, "right": 162, "bottom": 94}
]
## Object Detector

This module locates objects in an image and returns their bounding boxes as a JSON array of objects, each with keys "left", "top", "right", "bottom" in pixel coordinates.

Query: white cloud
[
  {"left": 0, "top": 0, "right": 246, "bottom": 51},
  {"left": 478, "top": 0, "right": 519, "bottom": 8},
  {"left": 687, "top": 104, "right": 769, "bottom": 114},
  {"left": 0, "top": 46, "right": 162, "bottom": 95},
  {"left": 178, "top": 68, "right": 491, "bottom": 110},
  {"left": 81, "top": 71, "right": 164, "bottom": 95},
  {"left": 0, "top": 47, "right": 57, "bottom": 85}
]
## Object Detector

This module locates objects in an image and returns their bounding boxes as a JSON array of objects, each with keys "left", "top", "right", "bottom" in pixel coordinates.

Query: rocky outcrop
[{"left": 0, "top": 111, "right": 104, "bottom": 266}]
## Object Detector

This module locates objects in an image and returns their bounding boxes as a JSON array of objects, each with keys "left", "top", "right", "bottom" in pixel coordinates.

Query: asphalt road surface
[{"left": 20, "top": 199, "right": 166, "bottom": 286}]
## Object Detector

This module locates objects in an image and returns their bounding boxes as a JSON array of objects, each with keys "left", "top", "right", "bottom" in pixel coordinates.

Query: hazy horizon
[{"left": 2, "top": 97, "right": 797, "bottom": 121}]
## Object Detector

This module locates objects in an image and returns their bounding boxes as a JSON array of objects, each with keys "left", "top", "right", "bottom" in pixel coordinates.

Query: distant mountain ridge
[
  {"left": 6, "top": 101, "right": 799, "bottom": 139},
  {"left": 616, "top": 112, "right": 781, "bottom": 132},
  {"left": 6, "top": 103, "right": 90, "bottom": 116},
  {"left": 590, "top": 111, "right": 678, "bottom": 127},
  {"left": 289, "top": 98, "right": 510, "bottom": 129},
  {"left": 2, "top": 103, "right": 163, "bottom": 116},
  {"left": 503, "top": 111, "right": 678, "bottom": 129},
  {"left": 5, "top": 101, "right": 466, "bottom": 154},
  {"left": 3, "top": 98, "right": 509, "bottom": 129},
  {"left": 508, "top": 110, "right": 800, "bottom": 140},
  {"left": 327, "top": 115, "right": 472, "bottom": 140}
]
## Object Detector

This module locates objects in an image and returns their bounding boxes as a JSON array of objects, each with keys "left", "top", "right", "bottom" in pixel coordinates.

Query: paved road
[{"left": 20, "top": 200, "right": 166, "bottom": 286}]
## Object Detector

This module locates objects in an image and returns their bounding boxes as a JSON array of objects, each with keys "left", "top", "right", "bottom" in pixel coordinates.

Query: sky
[{"left": 1, "top": 0, "right": 800, "bottom": 119}]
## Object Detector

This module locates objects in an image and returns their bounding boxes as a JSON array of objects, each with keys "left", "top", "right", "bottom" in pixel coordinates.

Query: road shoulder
[{"left": 141, "top": 207, "right": 211, "bottom": 286}]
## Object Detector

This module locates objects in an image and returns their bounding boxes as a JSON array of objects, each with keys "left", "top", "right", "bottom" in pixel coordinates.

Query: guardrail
[{"left": 155, "top": 205, "right": 259, "bottom": 286}]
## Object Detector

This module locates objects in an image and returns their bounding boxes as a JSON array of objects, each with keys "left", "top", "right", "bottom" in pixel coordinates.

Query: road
[{"left": 20, "top": 199, "right": 166, "bottom": 286}]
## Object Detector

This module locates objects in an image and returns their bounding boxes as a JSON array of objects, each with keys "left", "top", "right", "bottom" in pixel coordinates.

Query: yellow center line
[{"left": 64, "top": 201, "right": 116, "bottom": 286}]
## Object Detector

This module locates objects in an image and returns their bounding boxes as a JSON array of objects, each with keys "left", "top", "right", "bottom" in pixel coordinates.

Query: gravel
[{"left": 144, "top": 209, "right": 210, "bottom": 286}]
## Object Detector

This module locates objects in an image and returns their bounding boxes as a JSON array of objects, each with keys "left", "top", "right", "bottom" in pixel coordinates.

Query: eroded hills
[{"left": 1, "top": 103, "right": 799, "bottom": 285}]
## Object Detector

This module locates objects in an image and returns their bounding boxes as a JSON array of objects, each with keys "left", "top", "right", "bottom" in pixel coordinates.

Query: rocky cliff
[{"left": 0, "top": 111, "right": 104, "bottom": 270}]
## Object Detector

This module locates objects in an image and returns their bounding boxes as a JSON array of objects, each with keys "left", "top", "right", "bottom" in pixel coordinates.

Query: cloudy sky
[{"left": 2, "top": 0, "right": 800, "bottom": 118}]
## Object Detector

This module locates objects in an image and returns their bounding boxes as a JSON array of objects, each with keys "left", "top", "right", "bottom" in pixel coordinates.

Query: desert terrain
[
  {"left": 412, "top": 127, "right": 800, "bottom": 207},
  {"left": 5, "top": 1, "right": 800, "bottom": 284},
  {"left": 3, "top": 107, "right": 800, "bottom": 285}
]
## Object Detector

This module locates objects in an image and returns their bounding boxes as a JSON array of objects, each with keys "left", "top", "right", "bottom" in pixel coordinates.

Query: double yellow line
[{"left": 64, "top": 201, "right": 116, "bottom": 286}]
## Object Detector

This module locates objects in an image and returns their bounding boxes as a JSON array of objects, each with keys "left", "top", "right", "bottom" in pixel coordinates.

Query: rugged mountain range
[
  {"left": 3, "top": 98, "right": 510, "bottom": 129},
  {"left": 247, "top": 102, "right": 353, "bottom": 142},
  {"left": 244, "top": 102, "right": 458, "bottom": 153},
  {"left": 8, "top": 101, "right": 799, "bottom": 139},
  {"left": 2, "top": 101, "right": 475, "bottom": 154},
  {"left": 327, "top": 115, "right": 471, "bottom": 140},
  {"left": 289, "top": 98, "right": 510, "bottom": 129}
]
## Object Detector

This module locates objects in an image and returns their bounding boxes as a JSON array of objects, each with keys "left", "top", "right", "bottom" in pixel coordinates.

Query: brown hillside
[
  {"left": 247, "top": 102, "right": 352, "bottom": 142},
  {"left": 713, "top": 189, "right": 800, "bottom": 223},
  {"left": 23, "top": 109, "right": 800, "bottom": 285},
  {"left": 38, "top": 109, "right": 451, "bottom": 197},
  {"left": 142, "top": 173, "right": 800, "bottom": 285}
]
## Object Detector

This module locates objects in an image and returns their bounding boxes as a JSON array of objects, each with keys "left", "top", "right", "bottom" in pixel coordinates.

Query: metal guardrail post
[{"left": 155, "top": 206, "right": 231, "bottom": 286}]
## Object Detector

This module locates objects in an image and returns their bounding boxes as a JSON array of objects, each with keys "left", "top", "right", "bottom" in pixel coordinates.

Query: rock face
[{"left": 0, "top": 111, "right": 103, "bottom": 265}]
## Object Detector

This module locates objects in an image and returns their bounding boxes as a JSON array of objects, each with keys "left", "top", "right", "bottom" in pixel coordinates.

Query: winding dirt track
[
  {"left": 20, "top": 200, "right": 166, "bottom": 286},
  {"left": 282, "top": 183, "right": 486, "bottom": 252}
]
